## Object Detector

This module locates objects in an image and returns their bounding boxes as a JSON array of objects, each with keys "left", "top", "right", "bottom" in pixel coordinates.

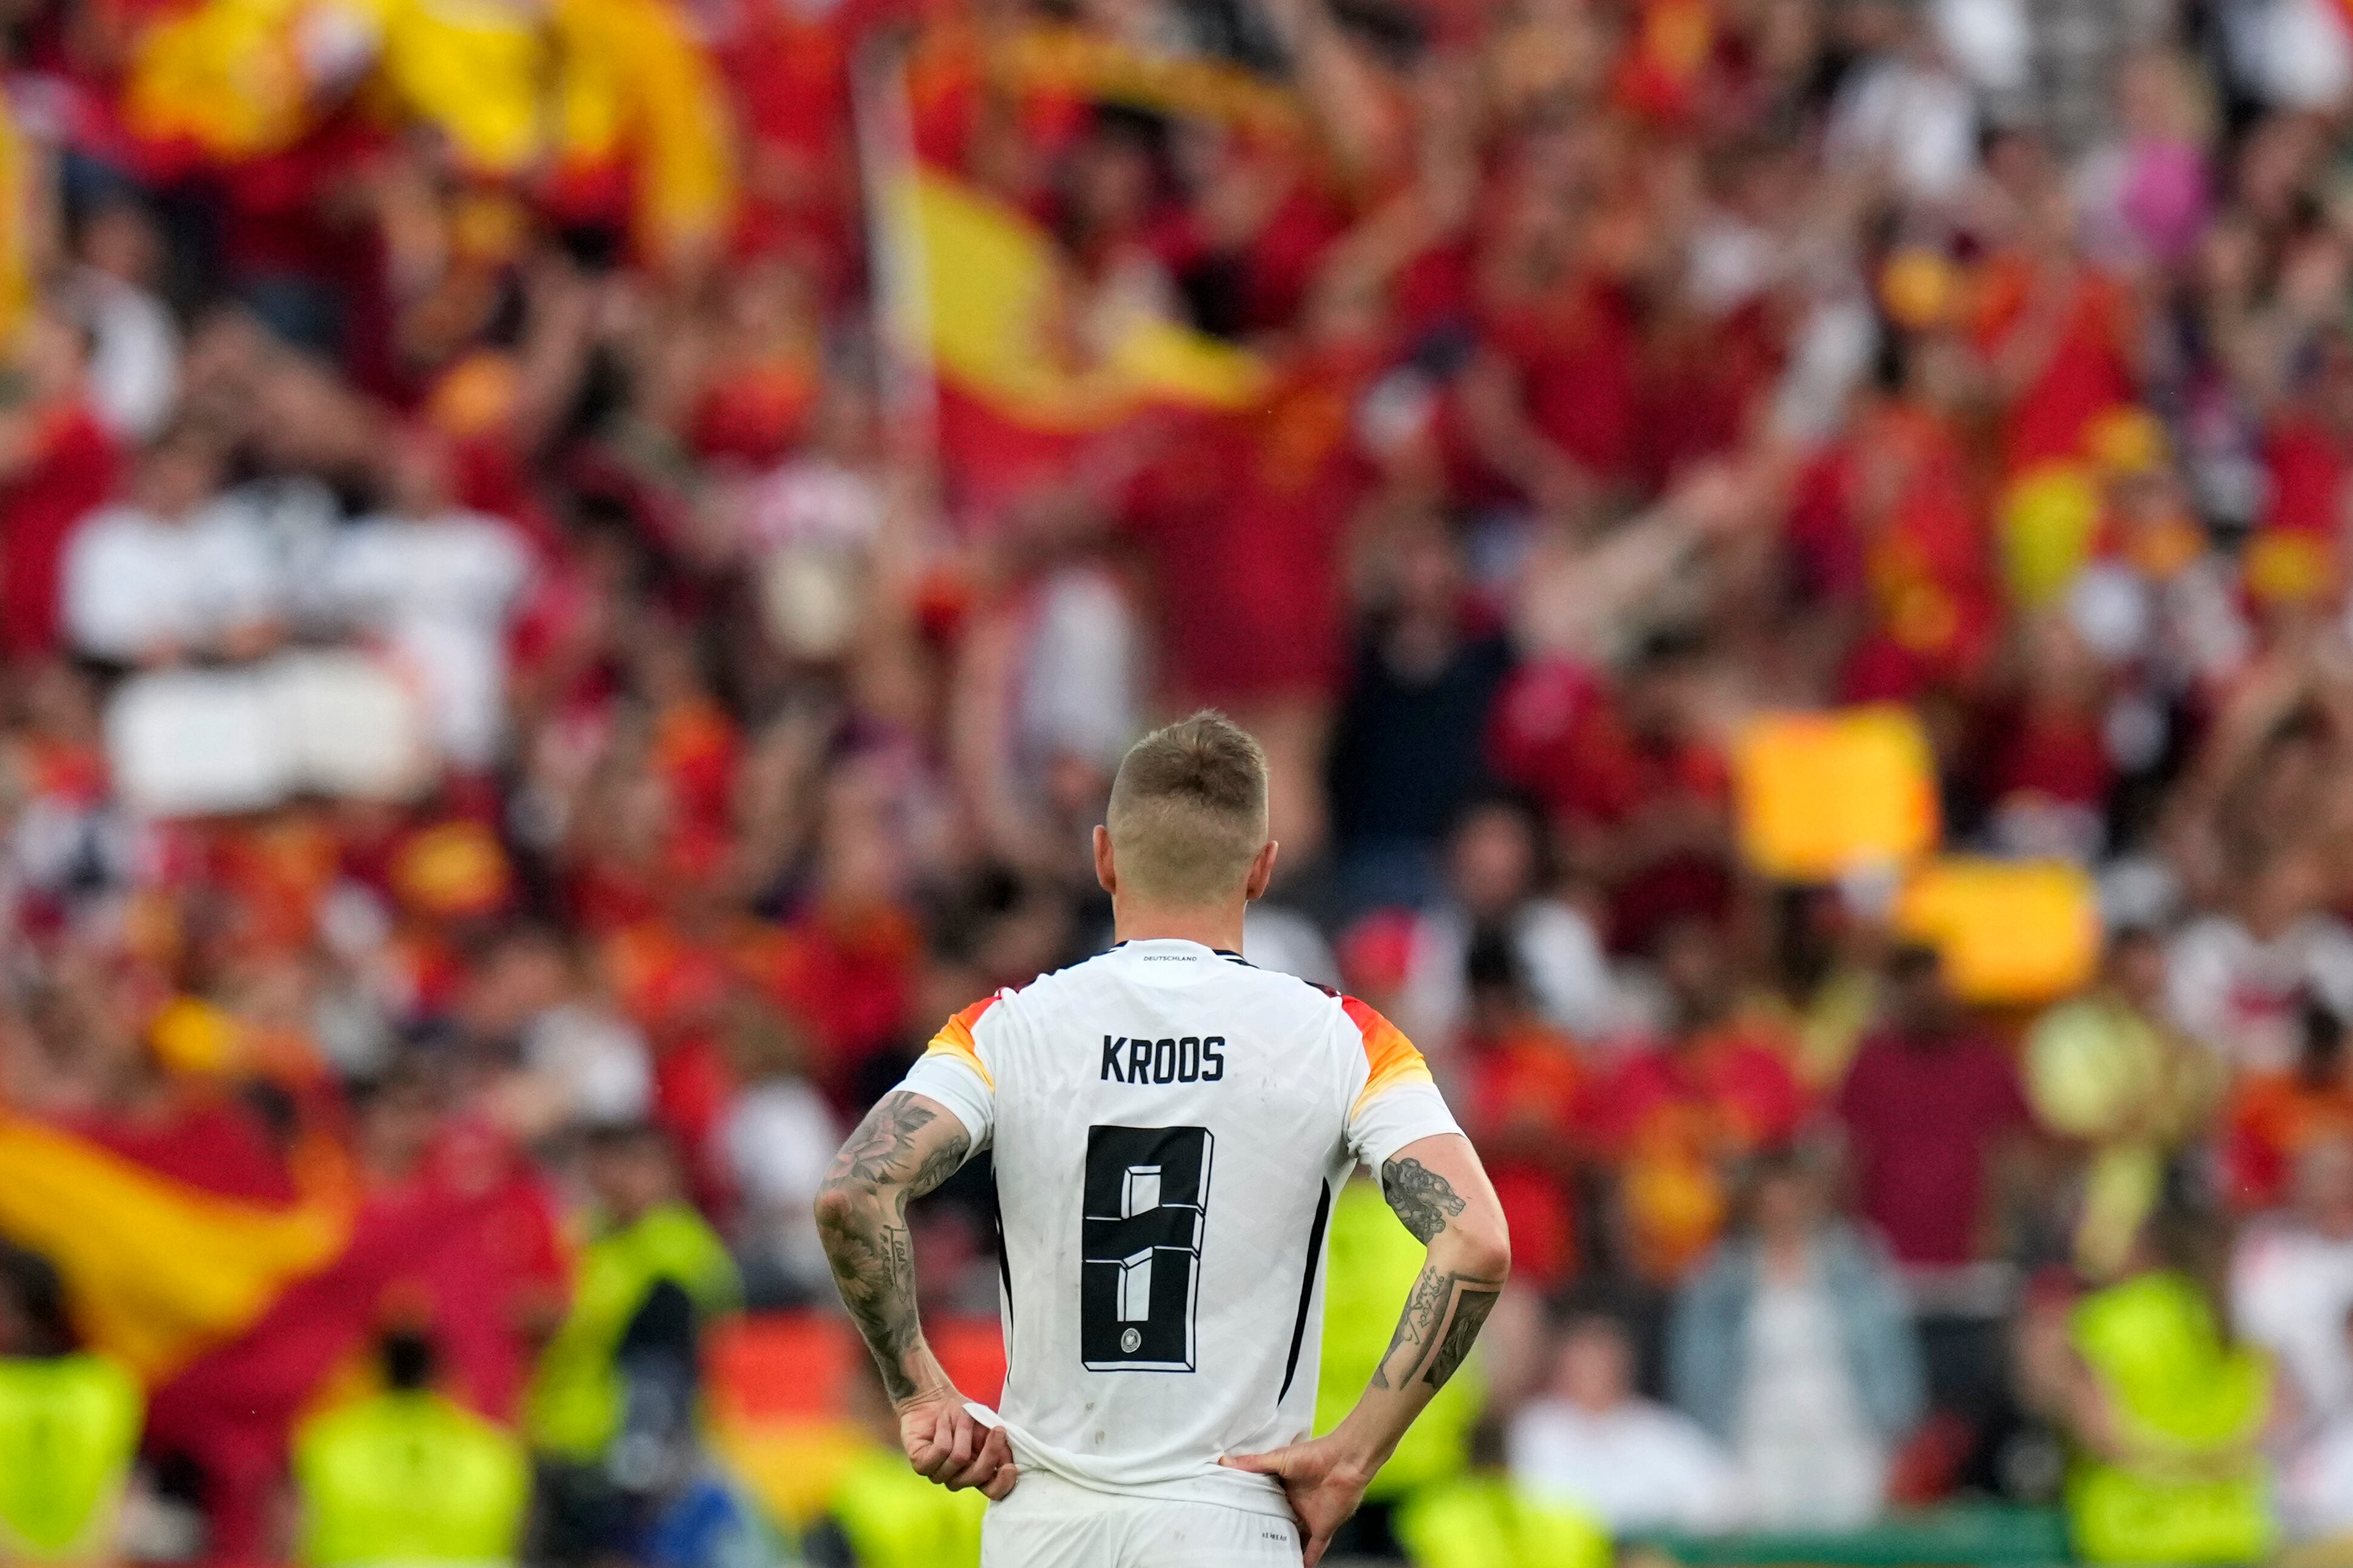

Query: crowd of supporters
[{"left": 12, "top": 0, "right": 2353, "bottom": 1561}]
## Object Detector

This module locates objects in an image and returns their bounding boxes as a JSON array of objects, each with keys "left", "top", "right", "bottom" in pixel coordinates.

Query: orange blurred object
[
  {"left": 2244, "top": 528, "right": 2340, "bottom": 605},
  {"left": 705, "top": 1312, "right": 863, "bottom": 1425},
  {"left": 1733, "top": 707, "right": 1942, "bottom": 880},
  {"left": 1880, "top": 248, "right": 1958, "bottom": 331},
  {"left": 1895, "top": 858, "right": 2102, "bottom": 1004},
  {"left": 150, "top": 994, "right": 245, "bottom": 1077},
  {"left": 392, "top": 820, "right": 515, "bottom": 921}
]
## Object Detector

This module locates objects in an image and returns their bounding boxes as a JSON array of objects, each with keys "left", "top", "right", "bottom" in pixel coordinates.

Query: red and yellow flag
[
  {"left": 886, "top": 170, "right": 1269, "bottom": 434},
  {"left": 0, "top": 1112, "right": 355, "bottom": 1383}
]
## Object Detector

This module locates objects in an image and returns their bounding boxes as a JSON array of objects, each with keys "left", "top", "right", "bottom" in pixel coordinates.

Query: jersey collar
[{"left": 1109, "top": 938, "right": 1253, "bottom": 964}]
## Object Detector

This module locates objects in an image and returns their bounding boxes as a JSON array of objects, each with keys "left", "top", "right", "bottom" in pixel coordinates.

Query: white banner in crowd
[{"left": 107, "top": 650, "right": 433, "bottom": 817}]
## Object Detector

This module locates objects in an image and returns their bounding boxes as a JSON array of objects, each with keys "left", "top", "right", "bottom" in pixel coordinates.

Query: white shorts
[{"left": 981, "top": 1472, "right": 1303, "bottom": 1567}]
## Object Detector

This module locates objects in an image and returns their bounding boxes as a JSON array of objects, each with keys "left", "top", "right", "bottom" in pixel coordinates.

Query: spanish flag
[
  {"left": 878, "top": 168, "right": 1270, "bottom": 501},
  {"left": 894, "top": 172, "right": 1267, "bottom": 429},
  {"left": 0, "top": 1111, "right": 354, "bottom": 1385},
  {"left": 0, "top": 1107, "right": 354, "bottom": 1550},
  {"left": 118, "top": 0, "right": 319, "bottom": 165},
  {"left": 546, "top": 0, "right": 737, "bottom": 266},
  {"left": 0, "top": 1105, "right": 539, "bottom": 1559},
  {"left": 371, "top": 0, "right": 554, "bottom": 178}
]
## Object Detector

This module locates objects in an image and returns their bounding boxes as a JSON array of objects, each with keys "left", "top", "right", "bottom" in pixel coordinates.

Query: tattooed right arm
[
  {"left": 817, "top": 1088, "right": 1015, "bottom": 1501},
  {"left": 814, "top": 1090, "right": 971, "bottom": 1405}
]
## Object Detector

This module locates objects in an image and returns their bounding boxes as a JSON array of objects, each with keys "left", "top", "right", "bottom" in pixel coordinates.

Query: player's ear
[
  {"left": 1093, "top": 824, "right": 1118, "bottom": 896},
  {"left": 1243, "top": 839, "right": 1278, "bottom": 902}
]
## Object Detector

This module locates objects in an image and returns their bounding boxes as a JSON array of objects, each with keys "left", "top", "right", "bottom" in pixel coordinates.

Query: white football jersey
[{"left": 898, "top": 938, "right": 1461, "bottom": 1520}]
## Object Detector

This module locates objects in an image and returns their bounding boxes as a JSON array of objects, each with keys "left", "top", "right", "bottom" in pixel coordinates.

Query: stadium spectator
[
  {"left": 1327, "top": 521, "right": 1513, "bottom": 911},
  {"left": 1314, "top": 1175, "right": 1485, "bottom": 1561},
  {"left": 62, "top": 425, "right": 284, "bottom": 667},
  {"left": 2280, "top": 1303, "right": 2353, "bottom": 1546},
  {"left": 2232, "top": 1137, "right": 2353, "bottom": 1428},
  {"left": 1668, "top": 1150, "right": 1926, "bottom": 1530},
  {"left": 1390, "top": 794, "right": 1621, "bottom": 1056},
  {"left": 2223, "top": 999, "right": 2353, "bottom": 1211},
  {"left": 2022, "top": 1213, "right": 2276, "bottom": 1565},
  {"left": 1836, "top": 944, "right": 2032, "bottom": 1272},
  {"left": 525, "top": 1123, "right": 740, "bottom": 1565},
  {"left": 314, "top": 431, "right": 536, "bottom": 775},
  {"left": 2168, "top": 852, "right": 2353, "bottom": 1076},
  {"left": 1453, "top": 927, "right": 1592, "bottom": 1294},
  {"left": 1506, "top": 1308, "right": 1741, "bottom": 1533},
  {"left": 1594, "top": 918, "right": 1805, "bottom": 1282},
  {"left": 65, "top": 191, "right": 180, "bottom": 446},
  {"left": 2026, "top": 928, "right": 2217, "bottom": 1279},
  {"left": 0, "top": 1242, "right": 143, "bottom": 1564},
  {"left": 291, "top": 1330, "right": 531, "bottom": 1568},
  {"left": 717, "top": 1002, "right": 842, "bottom": 1308},
  {"left": 1396, "top": 1420, "right": 1612, "bottom": 1568},
  {"left": 0, "top": 314, "right": 122, "bottom": 661}
]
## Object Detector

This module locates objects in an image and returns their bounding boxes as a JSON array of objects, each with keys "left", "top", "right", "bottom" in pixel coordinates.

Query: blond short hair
[{"left": 1105, "top": 712, "right": 1270, "bottom": 905}]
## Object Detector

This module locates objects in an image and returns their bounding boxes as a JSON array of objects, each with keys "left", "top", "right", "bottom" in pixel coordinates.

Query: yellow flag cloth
[
  {"left": 892, "top": 170, "right": 1269, "bottom": 432},
  {"left": 121, "top": 0, "right": 317, "bottom": 160},
  {"left": 0, "top": 1114, "right": 353, "bottom": 1383},
  {"left": 552, "top": 0, "right": 735, "bottom": 261}
]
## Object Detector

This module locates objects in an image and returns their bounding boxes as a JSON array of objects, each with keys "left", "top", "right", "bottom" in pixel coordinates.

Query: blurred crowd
[{"left": 15, "top": 0, "right": 2353, "bottom": 1561}]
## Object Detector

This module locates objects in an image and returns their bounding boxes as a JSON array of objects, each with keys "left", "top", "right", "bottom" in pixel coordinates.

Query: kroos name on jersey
[{"left": 1100, "top": 1034, "right": 1226, "bottom": 1085}]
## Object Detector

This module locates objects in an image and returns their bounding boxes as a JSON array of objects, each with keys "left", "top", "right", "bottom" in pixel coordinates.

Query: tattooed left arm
[
  {"left": 815, "top": 1090, "right": 1015, "bottom": 1500},
  {"left": 1223, "top": 1133, "right": 1508, "bottom": 1566}
]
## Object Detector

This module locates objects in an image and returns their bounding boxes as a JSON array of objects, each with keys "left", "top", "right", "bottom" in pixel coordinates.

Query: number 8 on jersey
[{"left": 1081, "top": 1125, "right": 1213, "bottom": 1372}]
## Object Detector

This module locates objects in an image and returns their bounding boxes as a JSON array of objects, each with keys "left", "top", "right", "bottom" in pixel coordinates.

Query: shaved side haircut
[{"left": 1105, "top": 711, "right": 1270, "bottom": 905}]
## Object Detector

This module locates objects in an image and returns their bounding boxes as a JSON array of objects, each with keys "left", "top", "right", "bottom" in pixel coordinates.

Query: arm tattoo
[
  {"left": 817, "top": 1197, "right": 924, "bottom": 1401},
  {"left": 817, "top": 1092, "right": 971, "bottom": 1404},
  {"left": 1370, "top": 1263, "right": 1451, "bottom": 1389},
  {"left": 1422, "top": 1286, "right": 1500, "bottom": 1389},
  {"left": 830, "top": 1093, "right": 964, "bottom": 1194},
  {"left": 1381, "top": 1156, "right": 1467, "bottom": 1245},
  {"left": 1370, "top": 1263, "right": 1505, "bottom": 1392},
  {"left": 909, "top": 1129, "right": 971, "bottom": 1200}
]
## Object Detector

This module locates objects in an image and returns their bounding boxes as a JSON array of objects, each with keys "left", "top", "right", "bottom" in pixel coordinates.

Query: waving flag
[
  {"left": 893, "top": 172, "right": 1268, "bottom": 432},
  {"left": 872, "top": 166, "right": 1270, "bottom": 508},
  {"left": 546, "top": 0, "right": 737, "bottom": 265},
  {"left": 118, "top": 0, "right": 320, "bottom": 165},
  {"left": 0, "top": 1103, "right": 566, "bottom": 1560},
  {"left": 0, "top": 1111, "right": 354, "bottom": 1384},
  {"left": 851, "top": 31, "right": 1279, "bottom": 511}
]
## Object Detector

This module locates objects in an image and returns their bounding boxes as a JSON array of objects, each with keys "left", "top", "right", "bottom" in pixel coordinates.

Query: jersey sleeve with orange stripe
[
  {"left": 1338, "top": 994, "right": 1463, "bottom": 1171},
  {"left": 897, "top": 993, "right": 1003, "bottom": 1150}
]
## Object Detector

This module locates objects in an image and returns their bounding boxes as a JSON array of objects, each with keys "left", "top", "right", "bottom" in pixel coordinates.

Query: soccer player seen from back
[{"left": 815, "top": 710, "right": 1511, "bottom": 1567}]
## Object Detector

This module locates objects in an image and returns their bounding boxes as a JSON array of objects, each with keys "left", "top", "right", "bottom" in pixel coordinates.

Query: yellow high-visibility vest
[
  {"left": 1395, "top": 1474, "right": 1612, "bottom": 1568},
  {"left": 2066, "top": 1271, "right": 2274, "bottom": 1565},
  {"left": 294, "top": 1389, "right": 529, "bottom": 1567},
  {"left": 827, "top": 1447, "right": 984, "bottom": 1568},
  {"left": 0, "top": 1353, "right": 144, "bottom": 1564},
  {"left": 525, "top": 1203, "right": 739, "bottom": 1461},
  {"left": 1314, "top": 1179, "right": 1481, "bottom": 1501}
]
